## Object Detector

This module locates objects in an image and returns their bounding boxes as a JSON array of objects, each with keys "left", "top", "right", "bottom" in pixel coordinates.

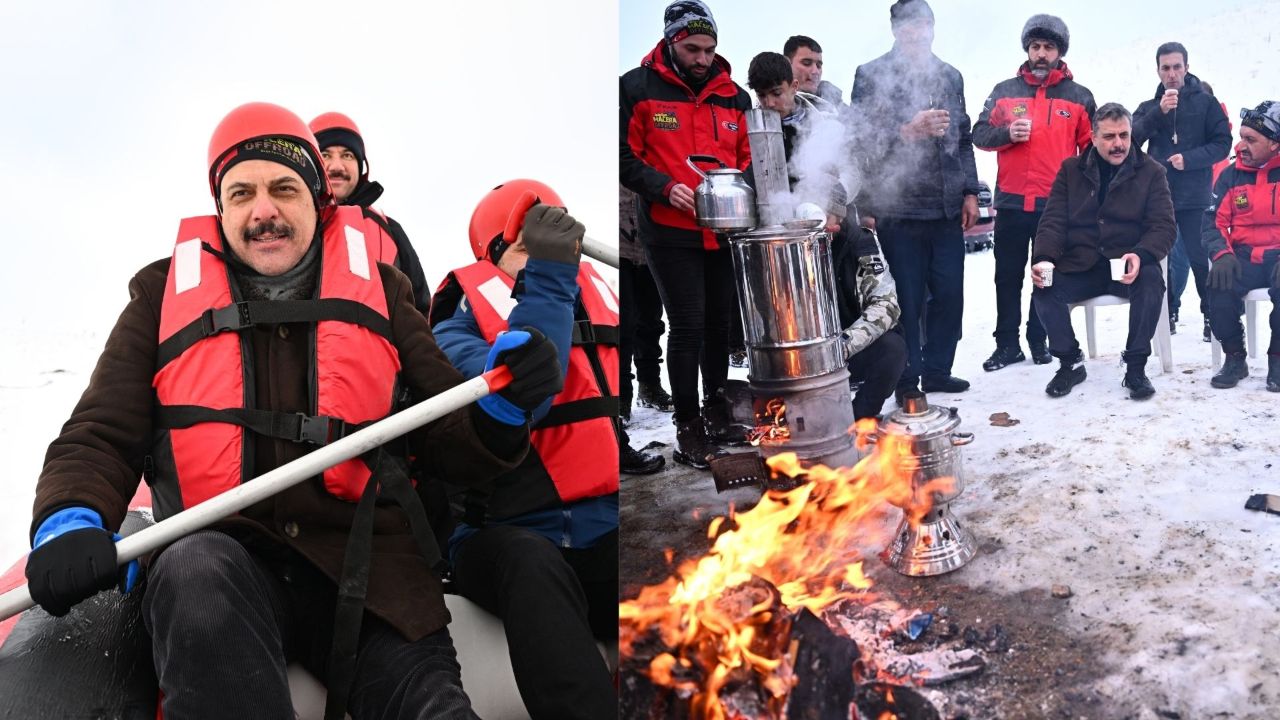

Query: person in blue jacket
[{"left": 428, "top": 180, "right": 628, "bottom": 720}]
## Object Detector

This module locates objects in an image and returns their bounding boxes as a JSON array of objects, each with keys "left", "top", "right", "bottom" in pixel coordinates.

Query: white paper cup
[
  {"left": 1110, "top": 258, "right": 1127, "bottom": 280},
  {"left": 1034, "top": 261, "right": 1055, "bottom": 287}
]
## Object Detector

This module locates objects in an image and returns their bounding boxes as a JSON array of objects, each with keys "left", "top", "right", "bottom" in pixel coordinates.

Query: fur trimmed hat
[{"left": 1022, "top": 14, "right": 1069, "bottom": 56}]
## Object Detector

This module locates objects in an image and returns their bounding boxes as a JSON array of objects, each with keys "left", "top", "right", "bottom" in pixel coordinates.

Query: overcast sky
[
  {"left": 0, "top": 0, "right": 618, "bottom": 333},
  {"left": 621, "top": 0, "right": 1271, "bottom": 186}
]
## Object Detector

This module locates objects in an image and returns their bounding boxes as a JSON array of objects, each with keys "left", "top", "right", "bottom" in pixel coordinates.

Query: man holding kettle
[{"left": 620, "top": 0, "right": 752, "bottom": 470}]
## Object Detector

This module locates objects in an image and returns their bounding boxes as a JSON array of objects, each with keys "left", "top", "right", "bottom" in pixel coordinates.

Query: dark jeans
[
  {"left": 992, "top": 209, "right": 1046, "bottom": 348},
  {"left": 1206, "top": 254, "right": 1280, "bottom": 355},
  {"left": 142, "top": 530, "right": 476, "bottom": 720},
  {"left": 451, "top": 526, "right": 616, "bottom": 720},
  {"left": 1168, "top": 208, "right": 1209, "bottom": 316},
  {"left": 643, "top": 244, "right": 736, "bottom": 421},
  {"left": 877, "top": 216, "right": 965, "bottom": 385},
  {"left": 1032, "top": 259, "right": 1166, "bottom": 362},
  {"left": 847, "top": 330, "right": 908, "bottom": 419},
  {"left": 619, "top": 258, "right": 666, "bottom": 407}
]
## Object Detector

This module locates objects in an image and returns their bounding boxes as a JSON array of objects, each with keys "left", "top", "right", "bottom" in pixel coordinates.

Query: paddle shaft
[
  {"left": 0, "top": 367, "right": 513, "bottom": 621},
  {"left": 581, "top": 235, "right": 619, "bottom": 269}
]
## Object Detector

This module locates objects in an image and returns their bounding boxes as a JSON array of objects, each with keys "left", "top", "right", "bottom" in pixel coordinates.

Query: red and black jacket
[
  {"left": 149, "top": 206, "right": 401, "bottom": 519},
  {"left": 437, "top": 261, "right": 620, "bottom": 522},
  {"left": 1203, "top": 154, "right": 1280, "bottom": 264},
  {"left": 620, "top": 40, "right": 752, "bottom": 250},
  {"left": 973, "top": 62, "right": 1095, "bottom": 213}
]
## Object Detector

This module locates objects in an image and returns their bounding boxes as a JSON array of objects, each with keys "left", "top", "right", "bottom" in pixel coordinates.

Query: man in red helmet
[
  {"left": 23, "top": 102, "right": 564, "bottom": 719},
  {"left": 427, "top": 179, "right": 627, "bottom": 719},
  {"left": 309, "top": 111, "right": 432, "bottom": 315}
]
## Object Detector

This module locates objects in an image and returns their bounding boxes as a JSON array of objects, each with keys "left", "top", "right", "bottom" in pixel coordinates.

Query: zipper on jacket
[
  {"left": 711, "top": 106, "right": 719, "bottom": 141},
  {"left": 1047, "top": 98, "right": 1054, "bottom": 127}
]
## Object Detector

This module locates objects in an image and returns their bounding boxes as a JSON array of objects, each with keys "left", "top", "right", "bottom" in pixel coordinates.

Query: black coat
[
  {"left": 1033, "top": 148, "right": 1176, "bottom": 273},
  {"left": 849, "top": 48, "right": 981, "bottom": 220},
  {"left": 1132, "top": 74, "right": 1231, "bottom": 211}
]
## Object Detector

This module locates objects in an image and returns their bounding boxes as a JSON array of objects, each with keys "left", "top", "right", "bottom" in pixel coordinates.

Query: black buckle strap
[
  {"left": 200, "top": 302, "right": 252, "bottom": 336},
  {"left": 155, "top": 404, "right": 355, "bottom": 447},
  {"left": 532, "top": 396, "right": 619, "bottom": 430},
  {"left": 570, "top": 320, "right": 619, "bottom": 347},
  {"left": 295, "top": 413, "right": 347, "bottom": 445}
]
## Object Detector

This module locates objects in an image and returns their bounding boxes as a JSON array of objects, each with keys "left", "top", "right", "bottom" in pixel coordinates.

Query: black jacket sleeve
[
  {"left": 1180, "top": 98, "right": 1232, "bottom": 171},
  {"left": 620, "top": 73, "right": 676, "bottom": 203}
]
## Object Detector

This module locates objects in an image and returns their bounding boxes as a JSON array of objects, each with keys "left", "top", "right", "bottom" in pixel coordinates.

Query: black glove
[
  {"left": 1207, "top": 253, "right": 1242, "bottom": 291},
  {"left": 25, "top": 527, "right": 121, "bottom": 617},
  {"left": 494, "top": 327, "right": 564, "bottom": 412},
  {"left": 521, "top": 205, "right": 583, "bottom": 265}
]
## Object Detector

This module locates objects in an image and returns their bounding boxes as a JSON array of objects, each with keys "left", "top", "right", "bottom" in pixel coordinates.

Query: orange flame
[
  {"left": 620, "top": 421, "right": 954, "bottom": 717},
  {"left": 748, "top": 398, "right": 790, "bottom": 446}
]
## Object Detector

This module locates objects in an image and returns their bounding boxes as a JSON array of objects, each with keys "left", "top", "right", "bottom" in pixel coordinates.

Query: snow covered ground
[{"left": 621, "top": 247, "right": 1280, "bottom": 718}]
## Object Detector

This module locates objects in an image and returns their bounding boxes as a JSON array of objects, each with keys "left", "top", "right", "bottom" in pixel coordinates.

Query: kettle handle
[{"left": 686, "top": 154, "right": 727, "bottom": 180}]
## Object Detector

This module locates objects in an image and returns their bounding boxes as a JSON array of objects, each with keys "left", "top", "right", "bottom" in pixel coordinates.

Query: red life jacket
[
  {"left": 149, "top": 205, "right": 401, "bottom": 520},
  {"left": 449, "top": 261, "right": 620, "bottom": 507},
  {"left": 361, "top": 206, "right": 400, "bottom": 266}
]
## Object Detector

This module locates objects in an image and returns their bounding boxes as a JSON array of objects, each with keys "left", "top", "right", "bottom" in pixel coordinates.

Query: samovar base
[{"left": 882, "top": 505, "right": 976, "bottom": 577}]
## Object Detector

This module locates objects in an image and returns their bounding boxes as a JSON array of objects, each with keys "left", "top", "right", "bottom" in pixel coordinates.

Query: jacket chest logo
[
  {"left": 1056, "top": 108, "right": 1072, "bottom": 118},
  {"left": 722, "top": 120, "right": 739, "bottom": 133},
  {"left": 653, "top": 111, "right": 680, "bottom": 131},
  {"left": 1012, "top": 104, "right": 1028, "bottom": 116},
  {"left": 1233, "top": 191, "right": 1252, "bottom": 212}
]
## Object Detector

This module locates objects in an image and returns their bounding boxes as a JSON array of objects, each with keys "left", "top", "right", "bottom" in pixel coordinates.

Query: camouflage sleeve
[{"left": 840, "top": 229, "right": 900, "bottom": 358}]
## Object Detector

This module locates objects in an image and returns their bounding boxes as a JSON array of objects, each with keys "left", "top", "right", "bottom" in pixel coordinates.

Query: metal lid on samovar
[{"left": 878, "top": 391, "right": 961, "bottom": 440}]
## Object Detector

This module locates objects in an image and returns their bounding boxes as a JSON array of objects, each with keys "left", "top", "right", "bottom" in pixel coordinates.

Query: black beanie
[
  {"left": 217, "top": 136, "right": 323, "bottom": 207},
  {"left": 664, "top": 0, "right": 717, "bottom": 43},
  {"left": 890, "top": 0, "right": 934, "bottom": 27},
  {"left": 315, "top": 127, "right": 367, "bottom": 177},
  {"left": 1022, "top": 14, "right": 1070, "bottom": 56}
]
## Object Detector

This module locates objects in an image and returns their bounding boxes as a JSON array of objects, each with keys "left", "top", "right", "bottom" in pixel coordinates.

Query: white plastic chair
[
  {"left": 1067, "top": 258, "right": 1173, "bottom": 374},
  {"left": 1210, "top": 287, "right": 1274, "bottom": 370}
]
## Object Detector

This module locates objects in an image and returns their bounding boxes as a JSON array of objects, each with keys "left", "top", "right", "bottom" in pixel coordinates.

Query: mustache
[
  {"left": 243, "top": 220, "right": 294, "bottom": 241},
  {"left": 327, "top": 169, "right": 351, "bottom": 181}
]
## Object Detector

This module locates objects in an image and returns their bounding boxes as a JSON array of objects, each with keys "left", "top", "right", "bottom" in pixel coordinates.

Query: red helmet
[
  {"left": 468, "top": 179, "right": 565, "bottom": 261},
  {"left": 309, "top": 111, "right": 368, "bottom": 178},
  {"left": 207, "top": 102, "right": 330, "bottom": 210}
]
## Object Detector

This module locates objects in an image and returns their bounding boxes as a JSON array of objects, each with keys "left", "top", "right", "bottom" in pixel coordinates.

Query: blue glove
[
  {"left": 477, "top": 328, "right": 564, "bottom": 425},
  {"left": 28, "top": 507, "right": 140, "bottom": 617}
]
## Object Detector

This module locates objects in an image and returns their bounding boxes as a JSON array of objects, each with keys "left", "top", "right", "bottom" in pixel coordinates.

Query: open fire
[
  {"left": 620, "top": 420, "right": 957, "bottom": 719},
  {"left": 747, "top": 398, "right": 790, "bottom": 447}
]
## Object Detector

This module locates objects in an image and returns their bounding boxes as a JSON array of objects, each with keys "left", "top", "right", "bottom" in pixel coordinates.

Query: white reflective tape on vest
[
  {"left": 590, "top": 276, "right": 619, "bottom": 315},
  {"left": 345, "top": 224, "right": 369, "bottom": 280},
  {"left": 174, "top": 239, "right": 202, "bottom": 294},
  {"left": 476, "top": 276, "right": 518, "bottom": 321}
]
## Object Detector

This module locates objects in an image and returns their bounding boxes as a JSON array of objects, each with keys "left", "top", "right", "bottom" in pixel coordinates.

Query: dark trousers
[
  {"left": 619, "top": 258, "right": 666, "bottom": 408},
  {"left": 1206, "top": 254, "right": 1280, "bottom": 355},
  {"left": 1032, "top": 259, "right": 1166, "bottom": 362},
  {"left": 992, "top": 209, "right": 1046, "bottom": 348},
  {"left": 1168, "top": 208, "right": 1209, "bottom": 316},
  {"left": 143, "top": 530, "right": 476, "bottom": 720},
  {"left": 643, "top": 244, "right": 736, "bottom": 421},
  {"left": 847, "top": 330, "right": 908, "bottom": 419},
  {"left": 877, "top": 217, "right": 965, "bottom": 385},
  {"left": 451, "top": 526, "right": 616, "bottom": 720}
]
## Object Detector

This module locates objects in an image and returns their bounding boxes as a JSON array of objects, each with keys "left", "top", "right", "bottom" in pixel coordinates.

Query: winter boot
[
  {"left": 1122, "top": 361, "right": 1156, "bottom": 400},
  {"left": 982, "top": 345, "right": 1025, "bottom": 372},
  {"left": 673, "top": 418, "right": 725, "bottom": 471},
  {"left": 703, "top": 390, "right": 750, "bottom": 446},
  {"left": 728, "top": 348, "right": 749, "bottom": 369},
  {"left": 1268, "top": 355, "right": 1280, "bottom": 392},
  {"left": 921, "top": 374, "right": 971, "bottom": 393},
  {"left": 1211, "top": 352, "right": 1249, "bottom": 389},
  {"left": 1029, "top": 339, "right": 1052, "bottom": 365},
  {"left": 1203, "top": 318, "right": 1213, "bottom": 343},
  {"left": 1045, "top": 349, "right": 1087, "bottom": 398},
  {"left": 621, "top": 442, "right": 665, "bottom": 475},
  {"left": 1169, "top": 310, "right": 1179, "bottom": 335},
  {"left": 637, "top": 382, "right": 675, "bottom": 412}
]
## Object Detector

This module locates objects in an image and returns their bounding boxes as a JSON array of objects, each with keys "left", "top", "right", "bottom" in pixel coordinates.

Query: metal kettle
[{"left": 687, "top": 155, "right": 756, "bottom": 231}]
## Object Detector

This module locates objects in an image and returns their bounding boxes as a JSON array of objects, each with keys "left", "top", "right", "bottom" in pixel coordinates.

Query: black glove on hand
[
  {"left": 26, "top": 527, "right": 121, "bottom": 617},
  {"left": 1207, "top": 253, "right": 1242, "bottom": 291},
  {"left": 521, "top": 205, "right": 584, "bottom": 265},
  {"left": 496, "top": 327, "right": 564, "bottom": 411}
]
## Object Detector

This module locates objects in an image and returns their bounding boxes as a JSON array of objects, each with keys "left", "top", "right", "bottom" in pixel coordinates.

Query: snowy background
[{"left": 619, "top": 1, "right": 1280, "bottom": 717}]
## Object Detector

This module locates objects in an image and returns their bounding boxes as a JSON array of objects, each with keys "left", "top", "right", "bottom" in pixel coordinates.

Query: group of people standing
[{"left": 620, "top": 0, "right": 1280, "bottom": 471}]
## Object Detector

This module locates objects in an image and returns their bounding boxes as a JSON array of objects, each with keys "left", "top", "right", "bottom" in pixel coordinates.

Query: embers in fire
[{"left": 748, "top": 398, "right": 790, "bottom": 446}]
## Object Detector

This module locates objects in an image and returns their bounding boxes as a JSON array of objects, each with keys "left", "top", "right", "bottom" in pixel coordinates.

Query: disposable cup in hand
[
  {"left": 1110, "top": 258, "right": 1127, "bottom": 280},
  {"left": 1035, "top": 261, "right": 1054, "bottom": 287}
]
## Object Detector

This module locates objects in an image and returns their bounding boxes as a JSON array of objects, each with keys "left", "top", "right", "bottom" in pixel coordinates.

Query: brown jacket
[
  {"left": 31, "top": 252, "right": 527, "bottom": 641},
  {"left": 1033, "top": 147, "right": 1176, "bottom": 272}
]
